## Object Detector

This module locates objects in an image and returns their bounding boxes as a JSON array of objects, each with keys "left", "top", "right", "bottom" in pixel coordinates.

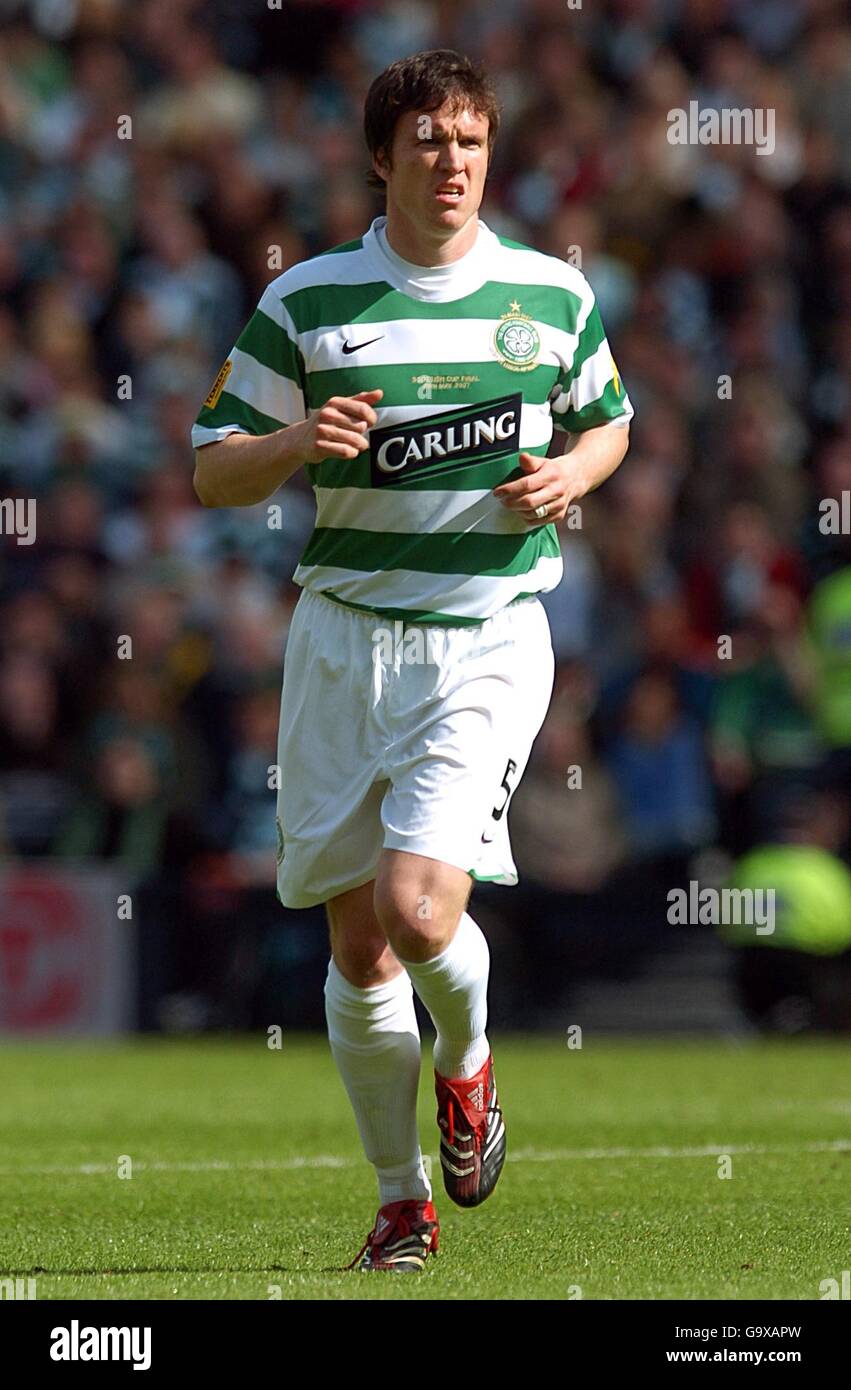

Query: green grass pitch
[{"left": 0, "top": 1036, "right": 848, "bottom": 1300}]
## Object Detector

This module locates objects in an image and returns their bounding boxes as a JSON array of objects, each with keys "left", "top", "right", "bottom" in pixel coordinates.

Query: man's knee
[
  {"left": 326, "top": 880, "right": 399, "bottom": 988},
  {"left": 373, "top": 852, "right": 471, "bottom": 962}
]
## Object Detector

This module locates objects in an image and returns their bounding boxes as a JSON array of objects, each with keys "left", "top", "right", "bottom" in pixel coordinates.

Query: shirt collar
[{"left": 365, "top": 215, "right": 493, "bottom": 302}]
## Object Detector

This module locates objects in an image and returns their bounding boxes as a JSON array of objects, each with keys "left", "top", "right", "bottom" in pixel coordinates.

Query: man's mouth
[{"left": 435, "top": 184, "right": 464, "bottom": 201}]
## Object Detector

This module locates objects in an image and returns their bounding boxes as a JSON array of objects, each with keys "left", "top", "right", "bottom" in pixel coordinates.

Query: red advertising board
[{"left": 0, "top": 866, "right": 134, "bottom": 1034}]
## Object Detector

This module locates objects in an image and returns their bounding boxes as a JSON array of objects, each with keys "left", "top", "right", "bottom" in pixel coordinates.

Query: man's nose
[{"left": 438, "top": 141, "right": 465, "bottom": 173}]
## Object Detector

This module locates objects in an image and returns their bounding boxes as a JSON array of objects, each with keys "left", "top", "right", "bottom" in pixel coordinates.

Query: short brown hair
[{"left": 363, "top": 49, "right": 501, "bottom": 193}]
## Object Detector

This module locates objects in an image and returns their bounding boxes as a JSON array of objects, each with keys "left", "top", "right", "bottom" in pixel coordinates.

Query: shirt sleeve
[
  {"left": 191, "top": 283, "right": 307, "bottom": 448},
  {"left": 550, "top": 284, "right": 633, "bottom": 434}
]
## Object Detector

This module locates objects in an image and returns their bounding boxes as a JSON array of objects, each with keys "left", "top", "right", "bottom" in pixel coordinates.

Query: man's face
[{"left": 374, "top": 100, "right": 490, "bottom": 240}]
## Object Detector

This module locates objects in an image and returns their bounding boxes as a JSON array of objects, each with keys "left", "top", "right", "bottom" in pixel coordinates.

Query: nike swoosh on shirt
[{"left": 342, "top": 336, "right": 384, "bottom": 354}]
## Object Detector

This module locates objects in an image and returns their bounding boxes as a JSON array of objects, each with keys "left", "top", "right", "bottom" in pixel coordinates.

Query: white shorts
[{"left": 275, "top": 587, "right": 555, "bottom": 909}]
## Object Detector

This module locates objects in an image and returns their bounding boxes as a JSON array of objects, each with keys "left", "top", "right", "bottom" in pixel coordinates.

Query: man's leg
[
  {"left": 374, "top": 849, "right": 503, "bottom": 1207},
  {"left": 324, "top": 879, "right": 431, "bottom": 1206},
  {"left": 374, "top": 850, "right": 490, "bottom": 1081}
]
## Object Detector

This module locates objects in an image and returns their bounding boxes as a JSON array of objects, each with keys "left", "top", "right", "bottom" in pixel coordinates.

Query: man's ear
[{"left": 372, "top": 147, "right": 391, "bottom": 185}]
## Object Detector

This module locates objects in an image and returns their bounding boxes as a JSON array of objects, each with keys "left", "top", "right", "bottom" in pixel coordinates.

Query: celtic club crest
[{"left": 493, "top": 301, "right": 541, "bottom": 371}]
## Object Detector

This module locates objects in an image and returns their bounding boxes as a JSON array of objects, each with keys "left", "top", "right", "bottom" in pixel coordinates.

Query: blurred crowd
[{"left": 2, "top": 0, "right": 851, "bottom": 1028}]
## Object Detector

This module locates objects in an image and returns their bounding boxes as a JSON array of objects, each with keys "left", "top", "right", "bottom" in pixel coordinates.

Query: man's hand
[
  {"left": 193, "top": 388, "right": 384, "bottom": 507},
  {"left": 289, "top": 388, "right": 384, "bottom": 463},
  {"left": 493, "top": 451, "right": 581, "bottom": 524},
  {"left": 493, "top": 421, "right": 630, "bottom": 524}
]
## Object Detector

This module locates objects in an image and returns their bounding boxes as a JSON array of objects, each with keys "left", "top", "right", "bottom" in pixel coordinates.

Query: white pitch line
[
  {"left": 510, "top": 1140, "right": 851, "bottom": 1161},
  {"left": 0, "top": 1139, "right": 849, "bottom": 1178}
]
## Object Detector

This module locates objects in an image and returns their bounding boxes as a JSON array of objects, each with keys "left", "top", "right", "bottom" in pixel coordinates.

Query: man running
[{"left": 192, "top": 48, "right": 632, "bottom": 1272}]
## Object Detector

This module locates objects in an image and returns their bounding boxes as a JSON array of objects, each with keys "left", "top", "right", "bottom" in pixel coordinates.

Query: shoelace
[
  {"left": 441, "top": 1096, "right": 502, "bottom": 1154},
  {"left": 344, "top": 1204, "right": 433, "bottom": 1271},
  {"left": 483, "top": 1101, "right": 503, "bottom": 1151}
]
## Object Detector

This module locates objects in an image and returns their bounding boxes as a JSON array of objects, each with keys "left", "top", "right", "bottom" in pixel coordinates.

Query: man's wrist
[
  {"left": 276, "top": 420, "right": 308, "bottom": 477},
  {"left": 554, "top": 454, "right": 590, "bottom": 502}
]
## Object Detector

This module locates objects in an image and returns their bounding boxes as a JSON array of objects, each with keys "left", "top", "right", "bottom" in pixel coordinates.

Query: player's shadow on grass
[{"left": 10, "top": 1263, "right": 320, "bottom": 1277}]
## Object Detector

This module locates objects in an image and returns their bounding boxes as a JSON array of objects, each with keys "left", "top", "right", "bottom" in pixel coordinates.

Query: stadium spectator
[{"left": 721, "top": 789, "right": 851, "bottom": 1032}]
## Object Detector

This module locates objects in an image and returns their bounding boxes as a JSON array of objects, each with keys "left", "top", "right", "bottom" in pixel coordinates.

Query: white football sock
[
  {"left": 397, "top": 911, "right": 491, "bottom": 1080},
  {"left": 324, "top": 958, "right": 431, "bottom": 1206}
]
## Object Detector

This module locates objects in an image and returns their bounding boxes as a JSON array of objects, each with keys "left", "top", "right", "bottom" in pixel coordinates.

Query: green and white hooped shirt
[{"left": 192, "top": 215, "right": 633, "bottom": 625}]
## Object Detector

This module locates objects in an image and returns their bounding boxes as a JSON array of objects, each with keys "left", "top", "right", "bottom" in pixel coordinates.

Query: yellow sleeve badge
[
  {"left": 610, "top": 354, "right": 621, "bottom": 397},
  {"left": 204, "top": 359, "right": 233, "bottom": 410}
]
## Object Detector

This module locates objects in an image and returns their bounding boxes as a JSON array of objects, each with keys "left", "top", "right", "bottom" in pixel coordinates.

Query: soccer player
[{"left": 192, "top": 49, "right": 632, "bottom": 1272}]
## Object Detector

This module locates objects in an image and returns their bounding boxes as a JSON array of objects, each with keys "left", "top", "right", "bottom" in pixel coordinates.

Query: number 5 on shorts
[{"left": 480, "top": 757, "right": 518, "bottom": 845}]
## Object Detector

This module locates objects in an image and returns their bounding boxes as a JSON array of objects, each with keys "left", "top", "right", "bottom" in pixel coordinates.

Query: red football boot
[
  {"left": 435, "top": 1053, "right": 506, "bottom": 1208},
  {"left": 345, "top": 1198, "right": 440, "bottom": 1272}
]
